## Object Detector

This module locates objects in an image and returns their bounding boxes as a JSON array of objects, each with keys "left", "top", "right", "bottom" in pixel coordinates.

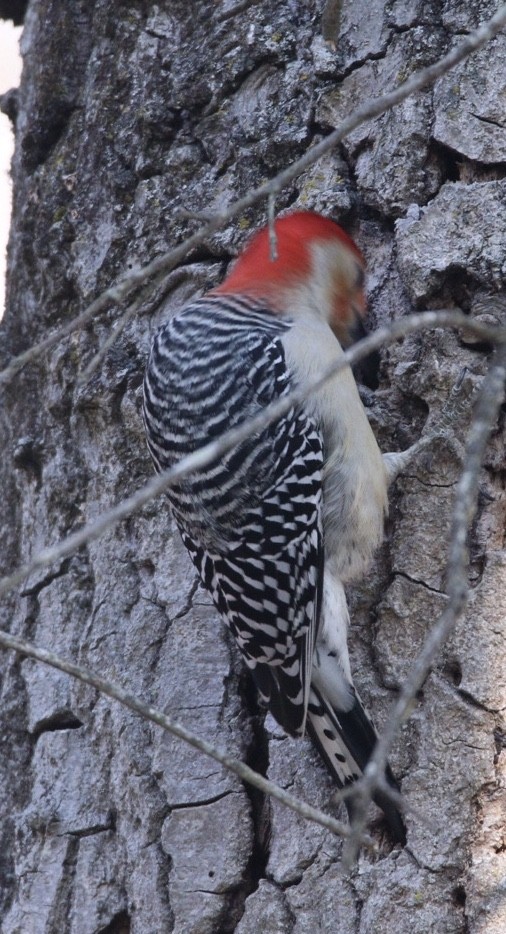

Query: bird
[{"left": 143, "top": 211, "right": 407, "bottom": 843}]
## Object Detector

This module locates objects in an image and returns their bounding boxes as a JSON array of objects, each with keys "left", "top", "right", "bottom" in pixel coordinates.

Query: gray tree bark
[{"left": 0, "top": 1, "right": 504, "bottom": 932}]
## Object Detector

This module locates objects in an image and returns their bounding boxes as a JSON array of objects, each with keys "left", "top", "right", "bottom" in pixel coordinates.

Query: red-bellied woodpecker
[{"left": 143, "top": 211, "right": 407, "bottom": 843}]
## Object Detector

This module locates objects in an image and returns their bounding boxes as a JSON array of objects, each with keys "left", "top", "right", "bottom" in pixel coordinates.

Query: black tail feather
[
  {"left": 252, "top": 662, "right": 305, "bottom": 738},
  {"left": 307, "top": 686, "right": 406, "bottom": 845}
]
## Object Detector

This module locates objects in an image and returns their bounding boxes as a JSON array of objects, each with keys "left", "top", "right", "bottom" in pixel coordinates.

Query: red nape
[{"left": 214, "top": 211, "right": 362, "bottom": 296}]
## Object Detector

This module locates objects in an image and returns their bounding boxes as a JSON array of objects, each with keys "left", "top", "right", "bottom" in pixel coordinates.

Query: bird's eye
[{"left": 354, "top": 264, "right": 365, "bottom": 290}]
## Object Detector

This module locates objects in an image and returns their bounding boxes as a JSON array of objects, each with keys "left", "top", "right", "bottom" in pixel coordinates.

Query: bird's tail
[{"left": 307, "top": 683, "right": 406, "bottom": 844}]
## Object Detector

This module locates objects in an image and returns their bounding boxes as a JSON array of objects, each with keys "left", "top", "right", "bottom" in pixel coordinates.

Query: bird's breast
[{"left": 281, "top": 317, "right": 388, "bottom": 583}]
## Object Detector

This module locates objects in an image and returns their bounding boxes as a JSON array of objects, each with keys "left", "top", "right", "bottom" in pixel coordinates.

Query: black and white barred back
[
  {"left": 143, "top": 295, "right": 323, "bottom": 736},
  {"left": 143, "top": 294, "right": 406, "bottom": 843}
]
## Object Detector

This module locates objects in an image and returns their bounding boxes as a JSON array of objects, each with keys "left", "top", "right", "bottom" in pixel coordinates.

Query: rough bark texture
[{"left": 0, "top": 1, "right": 505, "bottom": 932}]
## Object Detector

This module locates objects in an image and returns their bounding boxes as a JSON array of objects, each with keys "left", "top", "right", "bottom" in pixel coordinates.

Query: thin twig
[
  {"left": 0, "top": 311, "right": 503, "bottom": 600},
  {"left": 0, "top": 627, "right": 364, "bottom": 844},
  {"left": 342, "top": 343, "right": 506, "bottom": 866},
  {"left": 1, "top": 2, "right": 505, "bottom": 387},
  {"left": 332, "top": 774, "right": 438, "bottom": 834},
  {"left": 78, "top": 265, "right": 214, "bottom": 383},
  {"left": 268, "top": 192, "right": 278, "bottom": 261},
  {"left": 77, "top": 298, "right": 140, "bottom": 385}
]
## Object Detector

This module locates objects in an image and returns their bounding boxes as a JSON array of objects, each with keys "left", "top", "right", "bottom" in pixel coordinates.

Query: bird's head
[{"left": 213, "top": 211, "right": 367, "bottom": 348}]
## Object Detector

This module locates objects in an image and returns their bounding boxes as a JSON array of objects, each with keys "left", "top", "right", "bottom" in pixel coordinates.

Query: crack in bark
[
  {"left": 347, "top": 871, "right": 365, "bottom": 934},
  {"left": 470, "top": 111, "right": 505, "bottom": 130},
  {"left": 399, "top": 474, "right": 457, "bottom": 489},
  {"left": 456, "top": 687, "right": 502, "bottom": 716},
  {"left": 32, "top": 709, "right": 84, "bottom": 738},
  {"left": 96, "top": 908, "right": 131, "bottom": 934},
  {"left": 336, "top": 44, "right": 390, "bottom": 83},
  {"left": 394, "top": 570, "right": 446, "bottom": 596},
  {"left": 169, "top": 789, "right": 233, "bottom": 810},
  {"left": 173, "top": 574, "right": 200, "bottom": 621},
  {"left": 65, "top": 821, "right": 115, "bottom": 838},
  {"left": 19, "top": 559, "right": 72, "bottom": 598},
  {"left": 45, "top": 835, "right": 80, "bottom": 931},
  {"left": 404, "top": 845, "right": 446, "bottom": 874},
  {"left": 437, "top": 666, "right": 501, "bottom": 716},
  {"left": 230, "top": 661, "right": 272, "bottom": 928}
]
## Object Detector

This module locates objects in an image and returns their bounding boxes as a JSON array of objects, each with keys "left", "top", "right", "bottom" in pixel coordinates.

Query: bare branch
[
  {"left": 77, "top": 299, "right": 139, "bottom": 385},
  {"left": 0, "top": 311, "right": 504, "bottom": 600},
  {"left": 215, "top": 0, "right": 258, "bottom": 24},
  {"left": 78, "top": 266, "right": 209, "bottom": 382},
  {"left": 268, "top": 192, "right": 278, "bottom": 262},
  {"left": 0, "top": 627, "right": 364, "bottom": 844},
  {"left": 332, "top": 771, "right": 432, "bottom": 828},
  {"left": 342, "top": 343, "right": 506, "bottom": 866},
  {"left": 1, "top": 2, "right": 505, "bottom": 386}
]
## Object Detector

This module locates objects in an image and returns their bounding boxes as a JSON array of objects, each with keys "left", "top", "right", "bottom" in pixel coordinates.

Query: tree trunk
[{"left": 0, "top": 1, "right": 504, "bottom": 932}]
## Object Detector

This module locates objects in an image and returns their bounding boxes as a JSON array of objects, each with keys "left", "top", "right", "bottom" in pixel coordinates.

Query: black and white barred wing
[
  {"left": 143, "top": 296, "right": 324, "bottom": 737},
  {"left": 180, "top": 407, "right": 324, "bottom": 737}
]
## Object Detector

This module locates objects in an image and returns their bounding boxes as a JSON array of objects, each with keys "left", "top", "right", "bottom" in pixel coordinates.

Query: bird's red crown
[{"left": 215, "top": 211, "right": 363, "bottom": 296}]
